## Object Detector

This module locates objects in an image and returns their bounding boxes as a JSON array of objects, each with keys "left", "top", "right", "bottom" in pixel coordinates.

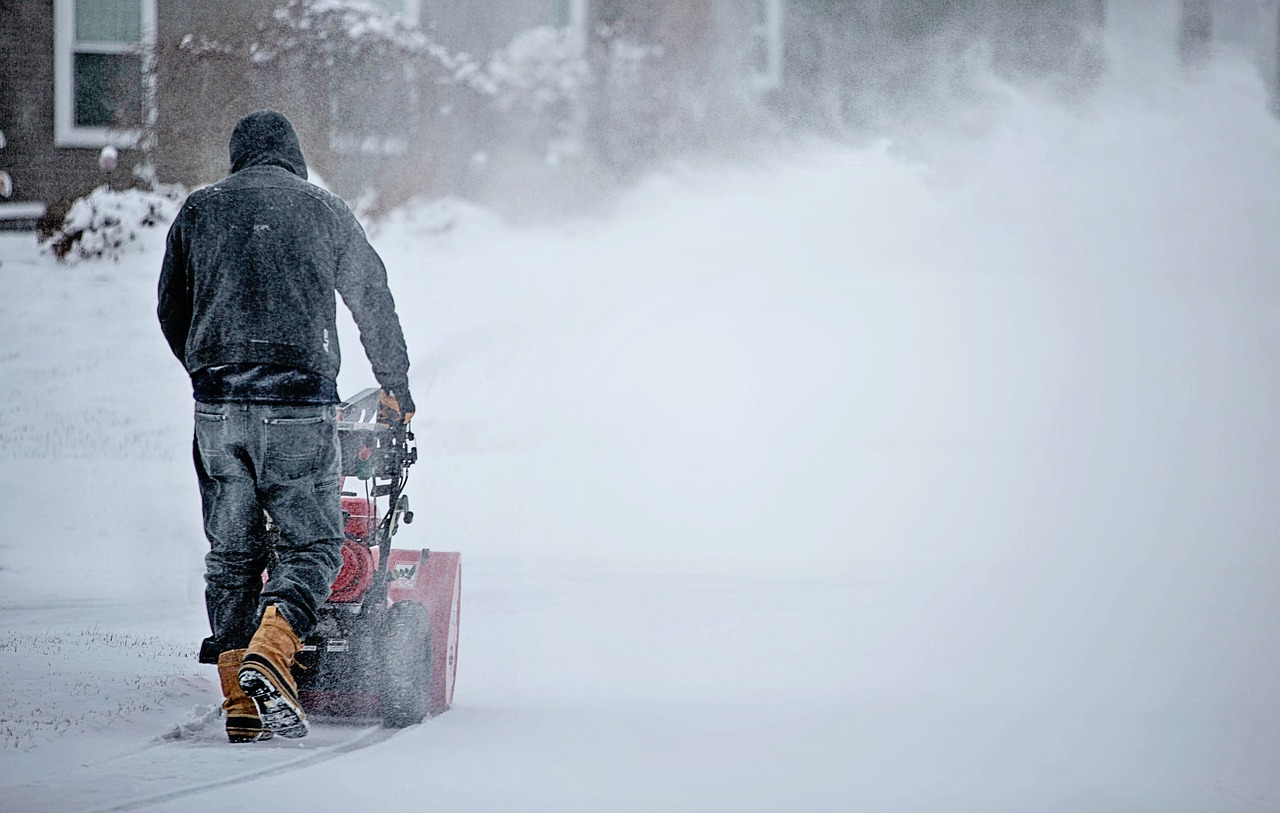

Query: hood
[{"left": 228, "top": 109, "right": 308, "bottom": 179}]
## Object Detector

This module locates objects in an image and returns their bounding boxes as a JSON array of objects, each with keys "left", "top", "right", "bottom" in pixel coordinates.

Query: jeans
[{"left": 193, "top": 401, "right": 342, "bottom": 662}]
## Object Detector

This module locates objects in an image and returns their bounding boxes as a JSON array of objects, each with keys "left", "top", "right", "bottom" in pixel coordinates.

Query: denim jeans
[{"left": 193, "top": 401, "right": 342, "bottom": 661}]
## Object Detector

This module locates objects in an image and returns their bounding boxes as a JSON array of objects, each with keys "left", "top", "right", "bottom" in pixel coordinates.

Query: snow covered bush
[{"left": 42, "top": 183, "right": 184, "bottom": 264}]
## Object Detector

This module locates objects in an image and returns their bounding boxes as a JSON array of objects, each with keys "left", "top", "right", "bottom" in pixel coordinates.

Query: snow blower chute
[{"left": 289, "top": 387, "right": 461, "bottom": 727}]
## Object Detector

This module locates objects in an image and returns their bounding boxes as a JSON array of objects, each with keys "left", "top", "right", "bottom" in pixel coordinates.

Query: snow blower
[{"left": 289, "top": 387, "right": 461, "bottom": 727}]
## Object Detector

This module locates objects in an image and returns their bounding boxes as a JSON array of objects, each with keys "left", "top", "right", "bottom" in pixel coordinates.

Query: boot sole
[{"left": 238, "top": 663, "right": 309, "bottom": 739}]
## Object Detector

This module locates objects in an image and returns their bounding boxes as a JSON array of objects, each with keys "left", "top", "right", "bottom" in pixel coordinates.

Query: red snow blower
[{"left": 291, "top": 387, "right": 461, "bottom": 727}]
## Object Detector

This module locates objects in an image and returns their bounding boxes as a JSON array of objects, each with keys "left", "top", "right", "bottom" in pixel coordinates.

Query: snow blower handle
[
  {"left": 364, "top": 413, "right": 416, "bottom": 613},
  {"left": 381, "top": 420, "right": 417, "bottom": 474},
  {"left": 378, "top": 387, "right": 415, "bottom": 427}
]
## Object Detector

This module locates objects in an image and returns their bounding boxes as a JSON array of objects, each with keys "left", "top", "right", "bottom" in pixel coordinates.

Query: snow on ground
[{"left": 3, "top": 27, "right": 1280, "bottom": 813}]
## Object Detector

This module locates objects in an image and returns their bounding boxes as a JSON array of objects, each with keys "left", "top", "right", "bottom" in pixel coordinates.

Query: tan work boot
[
  {"left": 216, "top": 649, "right": 272, "bottom": 743},
  {"left": 238, "top": 605, "right": 309, "bottom": 739}
]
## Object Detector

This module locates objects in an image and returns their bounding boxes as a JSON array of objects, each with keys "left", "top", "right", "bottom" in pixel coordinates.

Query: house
[
  {"left": 0, "top": 0, "right": 594, "bottom": 230},
  {"left": 1, "top": 0, "right": 156, "bottom": 230},
  {"left": 6, "top": 0, "right": 1276, "bottom": 232},
  {"left": 0, "top": 0, "right": 773, "bottom": 229}
]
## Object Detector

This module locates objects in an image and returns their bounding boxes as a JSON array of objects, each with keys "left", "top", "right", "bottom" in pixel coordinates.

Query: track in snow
[{"left": 5, "top": 721, "right": 396, "bottom": 813}]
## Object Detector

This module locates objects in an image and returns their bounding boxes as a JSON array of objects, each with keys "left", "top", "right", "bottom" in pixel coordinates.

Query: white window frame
[
  {"left": 750, "top": 0, "right": 784, "bottom": 91},
  {"left": 53, "top": 0, "right": 157, "bottom": 148}
]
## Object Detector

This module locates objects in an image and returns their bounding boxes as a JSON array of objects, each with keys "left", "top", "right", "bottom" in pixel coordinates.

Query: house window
[
  {"left": 54, "top": 0, "right": 156, "bottom": 148},
  {"left": 749, "top": 0, "right": 783, "bottom": 90}
]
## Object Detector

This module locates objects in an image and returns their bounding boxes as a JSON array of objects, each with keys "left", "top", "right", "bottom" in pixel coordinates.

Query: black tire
[{"left": 379, "top": 600, "right": 432, "bottom": 728}]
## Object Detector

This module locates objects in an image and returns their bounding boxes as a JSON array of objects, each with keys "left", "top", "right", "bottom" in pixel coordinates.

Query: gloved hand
[{"left": 378, "top": 387, "right": 415, "bottom": 426}]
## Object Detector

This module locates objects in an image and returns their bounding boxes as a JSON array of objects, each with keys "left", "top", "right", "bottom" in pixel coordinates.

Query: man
[{"left": 158, "top": 109, "right": 413, "bottom": 742}]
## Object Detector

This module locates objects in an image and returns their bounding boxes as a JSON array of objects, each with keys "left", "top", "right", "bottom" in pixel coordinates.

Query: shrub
[{"left": 41, "top": 182, "right": 185, "bottom": 264}]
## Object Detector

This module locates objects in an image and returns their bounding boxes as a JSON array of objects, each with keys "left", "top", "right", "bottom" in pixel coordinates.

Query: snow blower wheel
[{"left": 380, "top": 600, "right": 433, "bottom": 728}]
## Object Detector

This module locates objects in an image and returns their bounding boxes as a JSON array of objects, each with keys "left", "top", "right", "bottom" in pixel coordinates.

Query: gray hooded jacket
[{"left": 158, "top": 110, "right": 410, "bottom": 399}]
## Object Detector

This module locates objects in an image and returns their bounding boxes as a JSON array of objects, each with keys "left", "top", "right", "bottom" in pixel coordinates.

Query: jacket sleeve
[
  {"left": 335, "top": 218, "right": 411, "bottom": 393},
  {"left": 157, "top": 214, "right": 191, "bottom": 368}
]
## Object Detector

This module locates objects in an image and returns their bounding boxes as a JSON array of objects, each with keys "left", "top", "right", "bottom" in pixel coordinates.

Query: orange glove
[{"left": 378, "top": 387, "right": 415, "bottom": 426}]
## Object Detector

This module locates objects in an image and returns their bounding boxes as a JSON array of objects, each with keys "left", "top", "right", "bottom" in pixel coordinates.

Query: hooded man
[{"left": 158, "top": 109, "right": 413, "bottom": 742}]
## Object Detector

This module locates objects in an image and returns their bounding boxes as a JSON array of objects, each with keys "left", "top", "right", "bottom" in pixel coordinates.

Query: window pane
[
  {"left": 74, "top": 52, "right": 143, "bottom": 127},
  {"left": 76, "top": 0, "right": 141, "bottom": 42}
]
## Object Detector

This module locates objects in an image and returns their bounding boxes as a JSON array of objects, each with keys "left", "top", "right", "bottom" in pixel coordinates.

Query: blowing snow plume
[
  {"left": 384, "top": 10, "right": 1280, "bottom": 572},
  {"left": 334, "top": 18, "right": 1280, "bottom": 806}
]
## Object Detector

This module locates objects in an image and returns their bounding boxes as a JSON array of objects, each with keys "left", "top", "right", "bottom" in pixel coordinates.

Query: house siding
[
  {"left": 151, "top": 1, "right": 305, "bottom": 189},
  {"left": 150, "top": 2, "right": 415, "bottom": 199}
]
